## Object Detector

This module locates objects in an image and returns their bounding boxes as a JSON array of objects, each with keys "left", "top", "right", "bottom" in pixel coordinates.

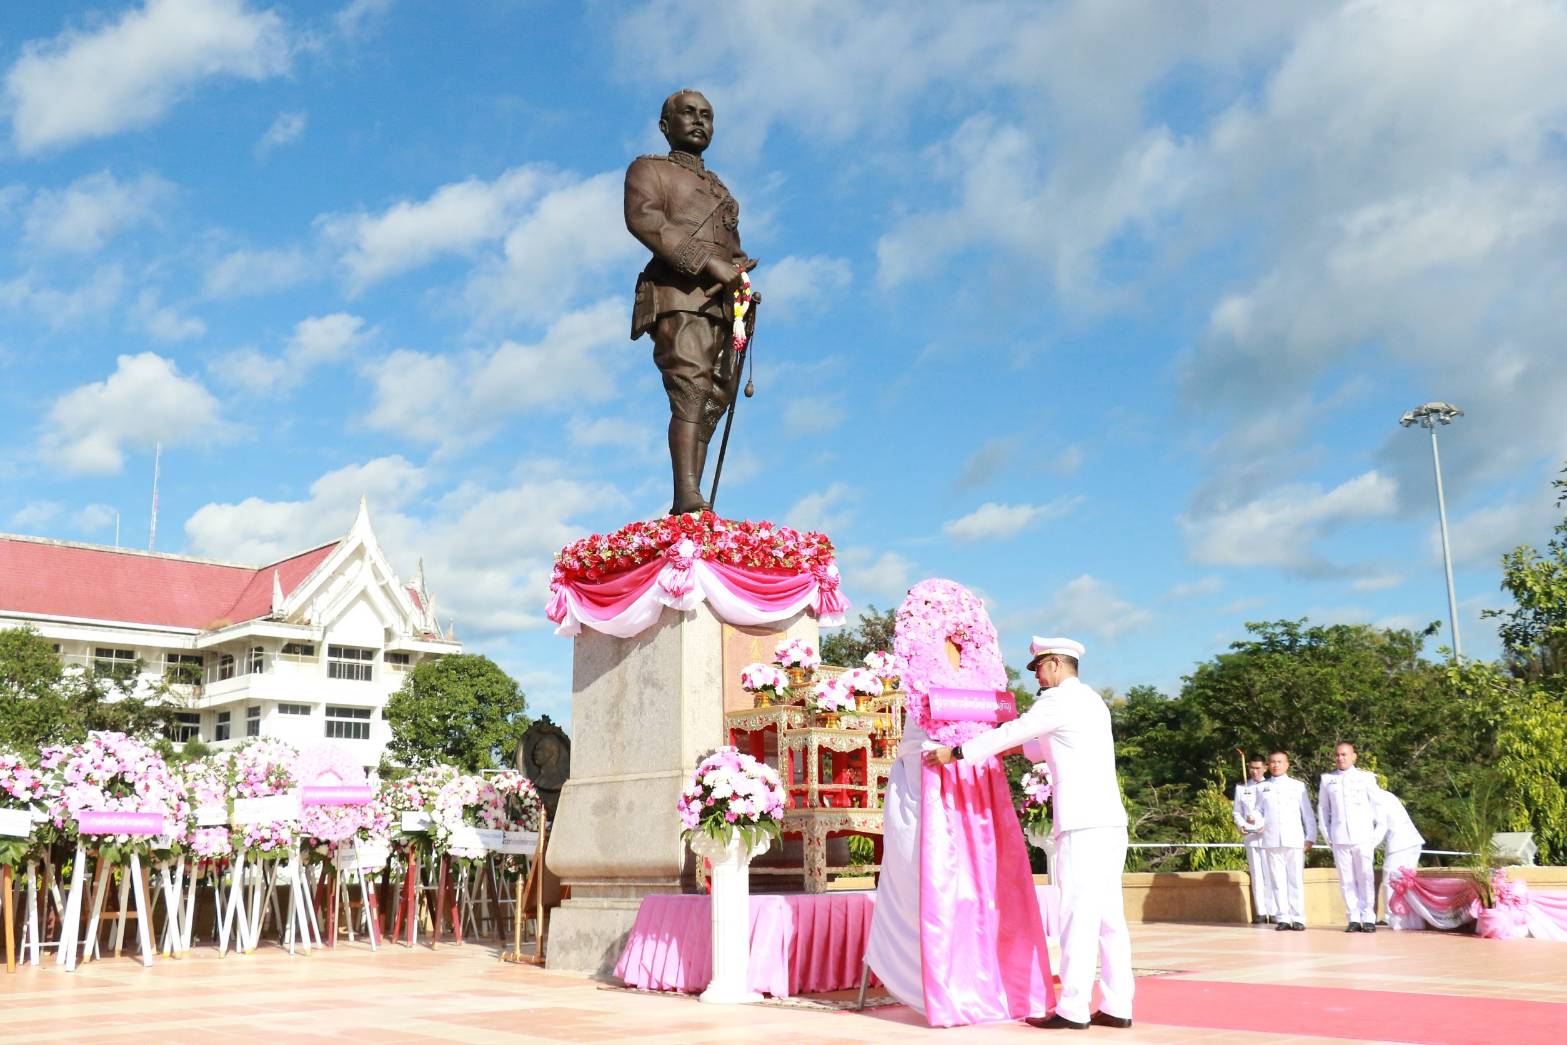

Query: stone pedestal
[{"left": 544, "top": 602, "right": 816, "bottom": 976}]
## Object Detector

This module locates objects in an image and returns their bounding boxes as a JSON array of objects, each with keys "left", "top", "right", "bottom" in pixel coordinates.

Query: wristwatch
[{"left": 951, "top": 744, "right": 964, "bottom": 762}]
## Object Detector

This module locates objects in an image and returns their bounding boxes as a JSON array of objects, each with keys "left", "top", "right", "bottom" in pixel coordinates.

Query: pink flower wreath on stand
[{"left": 894, "top": 579, "right": 1008, "bottom": 746}]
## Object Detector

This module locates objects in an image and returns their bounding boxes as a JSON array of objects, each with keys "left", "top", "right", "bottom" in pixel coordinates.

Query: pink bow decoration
[{"left": 657, "top": 538, "right": 700, "bottom": 603}]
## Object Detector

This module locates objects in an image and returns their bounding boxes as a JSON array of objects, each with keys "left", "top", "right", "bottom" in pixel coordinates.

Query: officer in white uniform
[
  {"left": 1257, "top": 751, "right": 1315, "bottom": 931},
  {"left": 1232, "top": 758, "right": 1275, "bottom": 924},
  {"left": 1375, "top": 786, "right": 1425, "bottom": 930},
  {"left": 926, "top": 637, "right": 1133, "bottom": 1031},
  {"left": 1318, "top": 742, "right": 1383, "bottom": 933}
]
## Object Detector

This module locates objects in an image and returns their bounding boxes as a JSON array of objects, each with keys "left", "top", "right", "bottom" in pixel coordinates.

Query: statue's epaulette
[{"left": 635, "top": 153, "right": 668, "bottom": 162}]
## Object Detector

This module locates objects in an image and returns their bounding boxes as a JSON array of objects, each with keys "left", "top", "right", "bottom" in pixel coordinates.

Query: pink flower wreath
[{"left": 893, "top": 578, "right": 1007, "bottom": 746}]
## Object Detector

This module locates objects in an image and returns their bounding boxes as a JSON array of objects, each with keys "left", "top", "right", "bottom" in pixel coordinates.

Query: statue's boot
[{"left": 668, "top": 418, "right": 711, "bottom": 515}]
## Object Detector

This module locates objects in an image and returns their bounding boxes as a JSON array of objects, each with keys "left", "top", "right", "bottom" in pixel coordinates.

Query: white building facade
[{"left": 0, "top": 500, "right": 460, "bottom": 771}]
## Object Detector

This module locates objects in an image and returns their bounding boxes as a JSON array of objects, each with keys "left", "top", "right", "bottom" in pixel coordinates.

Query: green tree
[
  {"left": 820, "top": 605, "right": 896, "bottom": 667},
  {"left": 382, "top": 654, "right": 529, "bottom": 772},
  {"left": 1486, "top": 464, "right": 1567, "bottom": 683},
  {"left": 1, "top": 626, "right": 180, "bottom": 749}
]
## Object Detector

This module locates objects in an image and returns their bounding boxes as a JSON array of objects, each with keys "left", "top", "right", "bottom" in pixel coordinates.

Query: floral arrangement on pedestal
[
  {"left": 739, "top": 662, "right": 791, "bottom": 706},
  {"left": 1, "top": 748, "right": 45, "bottom": 866},
  {"left": 546, "top": 513, "right": 849, "bottom": 637},
  {"left": 839, "top": 667, "right": 884, "bottom": 699},
  {"left": 431, "top": 774, "right": 505, "bottom": 862},
  {"left": 1017, "top": 763, "right": 1054, "bottom": 846},
  {"left": 775, "top": 637, "right": 821, "bottom": 686},
  {"left": 808, "top": 675, "right": 857, "bottom": 724},
  {"left": 231, "top": 738, "right": 300, "bottom": 860},
  {"left": 863, "top": 650, "right": 903, "bottom": 689},
  {"left": 37, "top": 732, "right": 189, "bottom": 860},
  {"left": 677, "top": 746, "right": 786, "bottom": 849}
]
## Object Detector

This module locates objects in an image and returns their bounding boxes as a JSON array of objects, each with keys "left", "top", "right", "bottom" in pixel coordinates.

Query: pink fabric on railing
[
  {"left": 919, "top": 760, "right": 1054, "bottom": 1026},
  {"left": 614, "top": 886, "right": 1063, "bottom": 997}
]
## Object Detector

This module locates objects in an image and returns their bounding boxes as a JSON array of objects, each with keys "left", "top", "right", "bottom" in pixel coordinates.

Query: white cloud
[
  {"left": 216, "top": 312, "right": 369, "bottom": 393},
  {"left": 0, "top": 266, "right": 125, "bottom": 327},
  {"left": 785, "top": 481, "right": 857, "bottom": 535},
  {"left": 1041, "top": 574, "right": 1153, "bottom": 642},
  {"left": 781, "top": 395, "right": 845, "bottom": 435},
  {"left": 203, "top": 245, "right": 312, "bottom": 298},
  {"left": 184, "top": 457, "right": 626, "bottom": 635},
  {"left": 943, "top": 497, "right": 1082, "bottom": 542},
  {"left": 335, "top": 0, "right": 394, "bottom": 39},
  {"left": 8, "top": 502, "right": 61, "bottom": 531},
  {"left": 23, "top": 171, "right": 174, "bottom": 253},
  {"left": 361, "top": 299, "right": 626, "bottom": 449},
  {"left": 1179, "top": 470, "right": 1398, "bottom": 575},
  {"left": 567, "top": 415, "right": 658, "bottom": 453},
  {"left": 320, "top": 166, "right": 553, "bottom": 290},
  {"left": 757, "top": 255, "right": 852, "bottom": 320},
  {"left": 1350, "top": 572, "right": 1405, "bottom": 593},
  {"left": 255, "top": 110, "right": 306, "bottom": 154},
  {"left": 134, "top": 289, "right": 205, "bottom": 341},
  {"left": 1441, "top": 490, "right": 1562, "bottom": 568},
  {"left": 38, "top": 352, "right": 225, "bottom": 475},
  {"left": 837, "top": 547, "right": 915, "bottom": 605},
  {"left": 1166, "top": 576, "right": 1223, "bottom": 601},
  {"left": 5, "top": 0, "right": 292, "bottom": 154}
]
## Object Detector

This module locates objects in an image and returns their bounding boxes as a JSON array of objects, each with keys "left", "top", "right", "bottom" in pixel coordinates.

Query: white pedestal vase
[
  {"left": 689, "top": 832, "right": 771, "bottom": 1005},
  {"left": 1024, "top": 825, "right": 1057, "bottom": 872}
]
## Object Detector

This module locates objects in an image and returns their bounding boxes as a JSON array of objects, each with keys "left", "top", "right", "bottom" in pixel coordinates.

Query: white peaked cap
[{"left": 1028, "top": 636, "right": 1085, "bottom": 665}]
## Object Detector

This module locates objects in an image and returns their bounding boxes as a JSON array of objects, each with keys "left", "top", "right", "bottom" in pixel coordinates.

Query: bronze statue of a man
[{"left": 625, "top": 89, "right": 756, "bottom": 515}]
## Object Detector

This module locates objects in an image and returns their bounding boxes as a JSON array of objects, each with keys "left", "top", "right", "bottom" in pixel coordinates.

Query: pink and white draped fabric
[
  {"left": 1387, "top": 869, "right": 1483, "bottom": 930},
  {"left": 546, "top": 538, "right": 849, "bottom": 637},
  {"left": 1478, "top": 876, "right": 1567, "bottom": 941},
  {"left": 919, "top": 759, "right": 1054, "bottom": 1026}
]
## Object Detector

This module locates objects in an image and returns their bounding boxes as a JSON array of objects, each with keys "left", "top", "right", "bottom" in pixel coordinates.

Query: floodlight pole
[
  {"left": 1401, "top": 402, "right": 1464, "bottom": 662},
  {"left": 1426, "top": 423, "right": 1462, "bottom": 661}
]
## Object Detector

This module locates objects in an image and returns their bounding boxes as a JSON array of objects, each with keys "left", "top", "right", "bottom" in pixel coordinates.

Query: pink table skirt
[{"left": 613, "top": 885, "right": 1061, "bottom": 998}]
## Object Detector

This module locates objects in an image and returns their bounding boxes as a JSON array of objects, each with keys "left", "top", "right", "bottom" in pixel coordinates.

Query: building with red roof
[{"left": 0, "top": 500, "right": 460, "bottom": 768}]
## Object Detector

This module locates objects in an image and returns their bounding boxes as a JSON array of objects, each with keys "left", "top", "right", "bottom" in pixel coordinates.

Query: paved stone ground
[{"left": 4, "top": 921, "right": 1565, "bottom": 1043}]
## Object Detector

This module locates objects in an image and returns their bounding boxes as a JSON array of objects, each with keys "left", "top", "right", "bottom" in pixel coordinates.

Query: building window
[
  {"left": 163, "top": 653, "right": 204, "bottom": 686},
  {"left": 327, "top": 645, "right": 374, "bottom": 682},
  {"left": 280, "top": 642, "right": 316, "bottom": 660},
  {"left": 386, "top": 651, "right": 411, "bottom": 670},
  {"left": 246, "top": 705, "right": 261, "bottom": 737},
  {"left": 94, "top": 647, "right": 137, "bottom": 680},
  {"left": 214, "top": 711, "right": 231, "bottom": 742},
  {"left": 277, "top": 702, "right": 312, "bottom": 716},
  {"left": 248, "top": 646, "right": 264, "bottom": 674},
  {"left": 172, "top": 712, "right": 201, "bottom": 743},
  {"left": 325, "top": 705, "right": 372, "bottom": 740},
  {"left": 217, "top": 654, "right": 236, "bottom": 681}
]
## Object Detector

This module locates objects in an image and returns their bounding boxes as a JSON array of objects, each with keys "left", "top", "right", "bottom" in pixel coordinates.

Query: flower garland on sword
[{"left": 546, "top": 512, "right": 849, "bottom": 638}]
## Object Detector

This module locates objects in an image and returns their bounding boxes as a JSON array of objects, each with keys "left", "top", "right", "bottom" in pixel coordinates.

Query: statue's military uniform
[{"left": 624, "top": 150, "right": 745, "bottom": 439}]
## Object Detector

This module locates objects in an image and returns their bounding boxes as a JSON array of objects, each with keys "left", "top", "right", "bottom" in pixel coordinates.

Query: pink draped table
[{"left": 614, "top": 886, "right": 1061, "bottom": 998}]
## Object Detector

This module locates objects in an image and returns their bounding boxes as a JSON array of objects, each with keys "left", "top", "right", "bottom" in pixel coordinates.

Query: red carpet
[{"left": 1131, "top": 977, "right": 1567, "bottom": 1044}]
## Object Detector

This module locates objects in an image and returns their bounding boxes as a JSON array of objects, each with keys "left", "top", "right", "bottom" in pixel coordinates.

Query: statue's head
[{"left": 659, "top": 89, "right": 713, "bottom": 155}]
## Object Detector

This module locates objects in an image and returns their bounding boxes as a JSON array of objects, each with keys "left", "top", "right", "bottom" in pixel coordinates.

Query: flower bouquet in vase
[
  {"left": 774, "top": 637, "right": 820, "bottom": 690},
  {"left": 739, "top": 662, "right": 790, "bottom": 708},
  {"left": 1018, "top": 762, "right": 1055, "bottom": 854},
  {"left": 808, "top": 676, "right": 856, "bottom": 728},
  {"left": 677, "top": 747, "right": 786, "bottom": 1005},
  {"left": 864, "top": 650, "right": 903, "bottom": 692}
]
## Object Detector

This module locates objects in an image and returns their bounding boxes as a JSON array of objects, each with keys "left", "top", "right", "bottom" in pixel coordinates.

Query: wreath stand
[{"left": 500, "top": 812, "right": 551, "bottom": 965}]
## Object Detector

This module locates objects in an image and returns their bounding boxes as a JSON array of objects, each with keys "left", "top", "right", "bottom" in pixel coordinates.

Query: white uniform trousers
[
  {"left": 1245, "top": 846, "right": 1274, "bottom": 918},
  {"left": 1052, "top": 825, "right": 1134, "bottom": 1024},
  {"left": 1382, "top": 844, "right": 1422, "bottom": 930},
  {"left": 1264, "top": 846, "right": 1305, "bottom": 924},
  {"left": 1332, "top": 842, "right": 1377, "bottom": 923}
]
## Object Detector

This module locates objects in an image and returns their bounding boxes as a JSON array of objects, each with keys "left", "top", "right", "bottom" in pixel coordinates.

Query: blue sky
[{"left": 3, "top": 1, "right": 1566, "bottom": 725}]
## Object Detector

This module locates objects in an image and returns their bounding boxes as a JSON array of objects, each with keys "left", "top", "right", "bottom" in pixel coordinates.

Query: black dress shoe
[
  {"left": 1275, "top": 921, "right": 1293, "bottom": 931},
  {"left": 1091, "top": 1012, "right": 1134, "bottom": 1029},
  {"left": 1253, "top": 914, "right": 1268, "bottom": 924},
  {"left": 1025, "top": 1014, "right": 1090, "bottom": 1030},
  {"left": 1361, "top": 922, "right": 1376, "bottom": 933},
  {"left": 1345, "top": 923, "right": 1361, "bottom": 932},
  {"left": 1292, "top": 922, "right": 1307, "bottom": 931}
]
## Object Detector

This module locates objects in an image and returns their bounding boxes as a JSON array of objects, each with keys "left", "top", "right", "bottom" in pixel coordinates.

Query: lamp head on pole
[{"left": 1400, "top": 401, "right": 1464, "bottom": 429}]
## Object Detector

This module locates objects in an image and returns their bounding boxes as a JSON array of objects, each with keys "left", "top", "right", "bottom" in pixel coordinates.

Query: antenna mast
[{"left": 148, "top": 442, "right": 161, "bottom": 551}]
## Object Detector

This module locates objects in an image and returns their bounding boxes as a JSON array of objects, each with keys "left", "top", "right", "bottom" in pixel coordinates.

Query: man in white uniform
[
  {"left": 1257, "top": 751, "right": 1314, "bottom": 931},
  {"left": 927, "top": 637, "right": 1132, "bottom": 1031},
  {"left": 1318, "top": 742, "right": 1383, "bottom": 933},
  {"left": 1232, "top": 758, "right": 1275, "bottom": 924},
  {"left": 1375, "top": 786, "right": 1425, "bottom": 930}
]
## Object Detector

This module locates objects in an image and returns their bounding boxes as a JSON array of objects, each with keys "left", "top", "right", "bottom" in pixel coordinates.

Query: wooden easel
[{"left": 500, "top": 812, "right": 550, "bottom": 966}]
